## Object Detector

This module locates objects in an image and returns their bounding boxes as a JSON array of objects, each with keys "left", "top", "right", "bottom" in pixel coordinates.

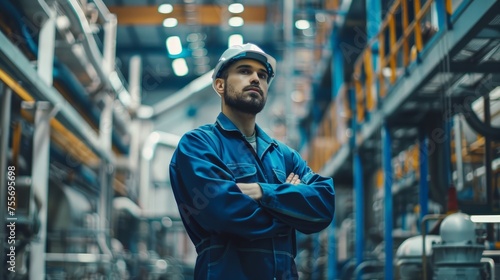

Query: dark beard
[{"left": 224, "top": 83, "right": 266, "bottom": 115}]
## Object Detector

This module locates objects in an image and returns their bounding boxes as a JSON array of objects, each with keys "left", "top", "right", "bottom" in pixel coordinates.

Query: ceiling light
[
  {"left": 228, "top": 34, "right": 243, "bottom": 47},
  {"left": 228, "top": 3, "right": 244, "bottom": 14},
  {"left": 166, "top": 36, "right": 183, "bottom": 55},
  {"left": 158, "top": 4, "right": 173, "bottom": 14},
  {"left": 470, "top": 215, "right": 500, "bottom": 223},
  {"left": 295, "top": 19, "right": 310, "bottom": 30},
  {"left": 162, "top": 18, "right": 178, "bottom": 28},
  {"left": 172, "top": 58, "right": 189, "bottom": 76},
  {"left": 228, "top": 17, "right": 244, "bottom": 27}
]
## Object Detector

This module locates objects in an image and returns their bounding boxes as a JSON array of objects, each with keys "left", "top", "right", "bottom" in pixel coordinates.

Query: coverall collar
[{"left": 215, "top": 112, "right": 278, "bottom": 148}]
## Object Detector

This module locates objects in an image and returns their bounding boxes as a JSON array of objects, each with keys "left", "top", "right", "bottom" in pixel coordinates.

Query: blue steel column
[
  {"left": 367, "top": 0, "right": 382, "bottom": 110},
  {"left": 434, "top": 0, "right": 448, "bottom": 30},
  {"left": 382, "top": 124, "right": 393, "bottom": 280},
  {"left": 349, "top": 86, "right": 365, "bottom": 277},
  {"left": 419, "top": 131, "right": 429, "bottom": 220},
  {"left": 353, "top": 153, "right": 364, "bottom": 275},
  {"left": 326, "top": 25, "right": 343, "bottom": 280}
]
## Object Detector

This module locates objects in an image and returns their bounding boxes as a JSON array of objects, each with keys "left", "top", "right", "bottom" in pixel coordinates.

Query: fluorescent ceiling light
[
  {"left": 228, "top": 17, "right": 244, "bottom": 27},
  {"left": 228, "top": 3, "right": 244, "bottom": 14},
  {"left": 158, "top": 4, "right": 173, "bottom": 14},
  {"left": 172, "top": 58, "right": 189, "bottom": 76},
  {"left": 166, "top": 36, "right": 183, "bottom": 55},
  {"left": 295, "top": 19, "right": 310, "bottom": 30},
  {"left": 163, "top": 18, "right": 178, "bottom": 28},
  {"left": 228, "top": 34, "right": 243, "bottom": 47},
  {"left": 470, "top": 215, "right": 500, "bottom": 223}
]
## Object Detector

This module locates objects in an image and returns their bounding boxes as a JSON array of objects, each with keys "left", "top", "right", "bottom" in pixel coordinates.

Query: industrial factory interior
[{"left": 1, "top": 0, "right": 500, "bottom": 279}]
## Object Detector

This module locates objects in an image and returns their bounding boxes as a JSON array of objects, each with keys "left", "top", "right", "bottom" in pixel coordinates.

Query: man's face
[{"left": 222, "top": 59, "right": 269, "bottom": 115}]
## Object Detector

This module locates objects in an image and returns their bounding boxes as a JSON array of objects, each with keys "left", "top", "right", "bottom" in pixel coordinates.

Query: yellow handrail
[{"left": 308, "top": 0, "right": 458, "bottom": 171}]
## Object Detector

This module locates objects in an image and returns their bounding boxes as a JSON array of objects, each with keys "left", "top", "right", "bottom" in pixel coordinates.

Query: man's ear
[{"left": 214, "top": 78, "right": 225, "bottom": 95}]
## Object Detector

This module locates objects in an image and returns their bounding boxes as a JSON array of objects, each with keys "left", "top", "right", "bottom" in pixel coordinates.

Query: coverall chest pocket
[
  {"left": 227, "top": 163, "right": 257, "bottom": 183},
  {"left": 273, "top": 169, "right": 287, "bottom": 184}
]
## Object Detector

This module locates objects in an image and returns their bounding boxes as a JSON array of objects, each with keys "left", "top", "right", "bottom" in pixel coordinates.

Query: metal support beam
[
  {"left": 37, "top": 6, "right": 56, "bottom": 86},
  {"left": 419, "top": 130, "right": 429, "bottom": 220},
  {"left": 382, "top": 124, "right": 393, "bottom": 280},
  {"left": 484, "top": 93, "right": 494, "bottom": 241},
  {"left": 311, "top": 232, "right": 321, "bottom": 279},
  {"left": 108, "top": 5, "right": 267, "bottom": 26},
  {"left": 0, "top": 31, "right": 110, "bottom": 162},
  {"left": 102, "top": 14, "right": 117, "bottom": 76},
  {"left": 382, "top": 0, "right": 499, "bottom": 117},
  {"left": 449, "top": 61, "right": 500, "bottom": 73},
  {"left": 98, "top": 94, "right": 114, "bottom": 273},
  {"left": 26, "top": 101, "right": 55, "bottom": 280},
  {"left": 0, "top": 85, "right": 12, "bottom": 280},
  {"left": 327, "top": 218, "right": 337, "bottom": 280},
  {"left": 453, "top": 115, "right": 464, "bottom": 191},
  {"left": 353, "top": 153, "right": 364, "bottom": 279}
]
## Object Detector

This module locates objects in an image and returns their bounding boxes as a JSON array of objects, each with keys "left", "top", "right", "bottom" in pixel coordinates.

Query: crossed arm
[{"left": 237, "top": 173, "right": 301, "bottom": 200}]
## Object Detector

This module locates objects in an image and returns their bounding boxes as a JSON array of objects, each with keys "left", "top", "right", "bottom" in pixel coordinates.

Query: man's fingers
[{"left": 286, "top": 173, "right": 301, "bottom": 185}]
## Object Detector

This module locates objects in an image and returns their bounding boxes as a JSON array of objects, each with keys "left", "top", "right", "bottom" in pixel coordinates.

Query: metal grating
[
  {"left": 453, "top": 39, "right": 490, "bottom": 61},
  {"left": 480, "top": 41, "right": 500, "bottom": 62},
  {"left": 489, "top": 14, "right": 500, "bottom": 26},
  {"left": 456, "top": 73, "right": 485, "bottom": 87},
  {"left": 419, "top": 73, "right": 456, "bottom": 94}
]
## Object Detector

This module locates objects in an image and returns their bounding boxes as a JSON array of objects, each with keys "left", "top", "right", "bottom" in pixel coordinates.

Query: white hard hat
[{"left": 212, "top": 43, "right": 276, "bottom": 94}]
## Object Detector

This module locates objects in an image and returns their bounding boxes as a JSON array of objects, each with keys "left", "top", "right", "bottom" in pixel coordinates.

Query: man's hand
[
  {"left": 286, "top": 173, "right": 301, "bottom": 185},
  {"left": 236, "top": 183, "right": 263, "bottom": 200}
]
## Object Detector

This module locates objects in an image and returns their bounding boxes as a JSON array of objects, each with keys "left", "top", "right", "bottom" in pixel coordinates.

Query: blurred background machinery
[{"left": 1, "top": 0, "right": 500, "bottom": 279}]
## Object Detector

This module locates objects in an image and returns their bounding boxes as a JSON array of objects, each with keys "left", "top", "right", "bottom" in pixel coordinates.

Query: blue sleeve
[
  {"left": 170, "top": 131, "right": 289, "bottom": 240},
  {"left": 258, "top": 147, "right": 335, "bottom": 234}
]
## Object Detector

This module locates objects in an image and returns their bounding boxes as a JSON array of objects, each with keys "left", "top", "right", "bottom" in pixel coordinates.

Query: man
[{"left": 169, "top": 43, "right": 335, "bottom": 279}]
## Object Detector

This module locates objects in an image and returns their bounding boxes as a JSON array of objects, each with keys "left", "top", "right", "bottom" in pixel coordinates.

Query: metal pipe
[
  {"left": 484, "top": 94, "right": 494, "bottom": 242},
  {"left": 128, "top": 55, "right": 142, "bottom": 113},
  {"left": 27, "top": 101, "right": 55, "bottom": 280},
  {"left": 481, "top": 257, "right": 495, "bottom": 280},
  {"left": 98, "top": 94, "right": 114, "bottom": 266},
  {"left": 382, "top": 124, "right": 393, "bottom": 280},
  {"left": 0, "top": 31, "right": 110, "bottom": 162},
  {"left": 353, "top": 260, "right": 384, "bottom": 279},
  {"left": 283, "top": 0, "right": 296, "bottom": 144},
  {"left": 140, "top": 131, "right": 180, "bottom": 213},
  {"left": 37, "top": 6, "right": 56, "bottom": 87},
  {"left": 353, "top": 153, "right": 365, "bottom": 275},
  {"left": 45, "top": 253, "right": 112, "bottom": 263},
  {"left": 0, "top": 85, "right": 12, "bottom": 280},
  {"left": 420, "top": 214, "right": 446, "bottom": 280},
  {"left": 453, "top": 115, "right": 464, "bottom": 190},
  {"left": 419, "top": 129, "right": 429, "bottom": 218},
  {"left": 152, "top": 70, "right": 213, "bottom": 118}
]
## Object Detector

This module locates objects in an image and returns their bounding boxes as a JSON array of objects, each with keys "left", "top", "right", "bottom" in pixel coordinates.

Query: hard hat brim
[{"left": 214, "top": 51, "right": 275, "bottom": 81}]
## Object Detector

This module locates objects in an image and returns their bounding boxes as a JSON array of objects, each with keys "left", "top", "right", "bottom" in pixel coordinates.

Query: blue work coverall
[{"left": 169, "top": 112, "right": 335, "bottom": 279}]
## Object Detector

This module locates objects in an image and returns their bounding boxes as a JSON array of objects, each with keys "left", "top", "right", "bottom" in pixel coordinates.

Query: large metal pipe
[
  {"left": 27, "top": 101, "right": 55, "bottom": 280},
  {"left": 0, "top": 85, "right": 12, "bottom": 280},
  {"left": 139, "top": 131, "right": 180, "bottom": 213}
]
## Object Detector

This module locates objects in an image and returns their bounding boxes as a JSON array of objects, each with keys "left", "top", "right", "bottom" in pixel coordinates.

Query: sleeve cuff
[{"left": 258, "top": 183, "right": 275, "bottom": 207}]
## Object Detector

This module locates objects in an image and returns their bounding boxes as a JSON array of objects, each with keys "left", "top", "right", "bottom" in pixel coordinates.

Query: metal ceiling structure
[{"left": 99, "top": 0, "right": 365, "bottom": 107}]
